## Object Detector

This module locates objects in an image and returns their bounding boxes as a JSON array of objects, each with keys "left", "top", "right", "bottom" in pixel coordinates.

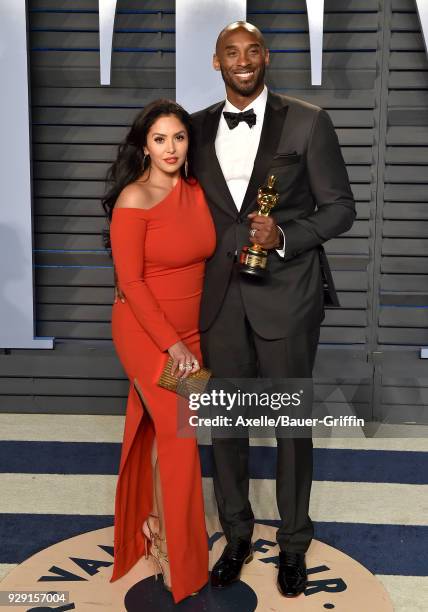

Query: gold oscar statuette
[{"left": 239, "top": 175, "right": 279, "bottom": 278}]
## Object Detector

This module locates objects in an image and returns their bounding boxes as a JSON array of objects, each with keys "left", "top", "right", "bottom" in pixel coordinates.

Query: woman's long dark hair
[{"left": 101, "top": 99, "right": 195, "bottom": 248}]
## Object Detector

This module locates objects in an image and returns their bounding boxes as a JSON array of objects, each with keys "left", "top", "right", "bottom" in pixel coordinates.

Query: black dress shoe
[
  {"left": 210, "top": 539, "right": 253, "bottom": 588},
  {"left": 277, "top": 551, "right": 307, "bottom": 597}
]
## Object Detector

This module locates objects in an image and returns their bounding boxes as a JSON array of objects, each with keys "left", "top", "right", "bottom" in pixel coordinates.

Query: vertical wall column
[
  {"left": 0, "top": 0, "right": 53, "bottom": 348},
  {"left": 306, "top": 0, "right": 324, "bottom": 86},
  {"left": 99, "top": 0, "right": 118, "bottom": 85}
]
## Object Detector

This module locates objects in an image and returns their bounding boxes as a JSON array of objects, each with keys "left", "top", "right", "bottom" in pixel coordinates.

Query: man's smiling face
[{"left": 213, "top": 26, "right": 269, "bottom": 99}]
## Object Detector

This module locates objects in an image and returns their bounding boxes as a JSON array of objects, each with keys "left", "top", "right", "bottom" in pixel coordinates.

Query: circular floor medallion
[{"left": 0, "top": 521, "right": 393, "bottom": 611}]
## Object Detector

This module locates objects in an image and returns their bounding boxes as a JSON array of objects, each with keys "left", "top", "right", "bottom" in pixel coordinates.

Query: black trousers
[{"left": 201, "top": 266, "right": 320, "bottom": 553}]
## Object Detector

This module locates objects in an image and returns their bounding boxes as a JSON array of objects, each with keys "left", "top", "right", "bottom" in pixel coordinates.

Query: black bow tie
[{"left": 223, "top": 109, "right": 257, "bottom": 130}]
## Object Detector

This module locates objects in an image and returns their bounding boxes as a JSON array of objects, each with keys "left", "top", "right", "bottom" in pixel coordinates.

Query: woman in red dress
[{"left": 102, "top": 100, "right": 216, "bottom": 603}]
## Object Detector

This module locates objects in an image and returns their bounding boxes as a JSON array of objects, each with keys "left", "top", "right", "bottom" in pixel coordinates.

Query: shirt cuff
[{"left": 275, "top": 226, "right": 286, "bottom": 257}]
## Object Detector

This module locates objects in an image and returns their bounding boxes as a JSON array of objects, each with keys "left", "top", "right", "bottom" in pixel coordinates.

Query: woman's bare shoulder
[{"left": 115, "top": 182, "right": 152, "bottom": 210}]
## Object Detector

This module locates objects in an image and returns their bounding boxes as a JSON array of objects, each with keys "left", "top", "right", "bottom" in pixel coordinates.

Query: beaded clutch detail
[{"left": 157, "top": 356, "right": 212, "bottom": 398}]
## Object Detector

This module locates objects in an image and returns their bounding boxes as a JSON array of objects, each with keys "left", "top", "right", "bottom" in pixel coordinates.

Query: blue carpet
[
  {"left": 0, "top": 441, "right": 427, "bottom": 484},
  {"left": 259, "top": 520, "right": 428, "bottom": 576},
  {"left": 1, "top": 513, "right": 427, "bottom": 576},
  {"left": 0, "top": 514, "right": 114, "bottom": 564}
]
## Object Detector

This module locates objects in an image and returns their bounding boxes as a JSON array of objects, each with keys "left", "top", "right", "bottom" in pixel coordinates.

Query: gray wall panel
[{"left": 381, "top": 0, "right": 428, "bottom": 415}]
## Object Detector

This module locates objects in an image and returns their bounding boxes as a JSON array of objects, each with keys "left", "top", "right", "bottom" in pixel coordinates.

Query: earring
[
  {"left": 142, "top": 153, "right": 150, "bottom": 169},
  {"left": 184, "top": 157, "right": 189, "bottom": 178}
]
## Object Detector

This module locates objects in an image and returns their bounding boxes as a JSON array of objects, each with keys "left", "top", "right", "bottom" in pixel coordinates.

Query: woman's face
[{"left": 143, "top": 114, "right": 188, "bottom": 176}]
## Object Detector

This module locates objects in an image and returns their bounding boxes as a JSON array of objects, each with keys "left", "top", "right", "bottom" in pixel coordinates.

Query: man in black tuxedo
[{"left": 191, "top": 21, "right": 356, "bottom": 597}]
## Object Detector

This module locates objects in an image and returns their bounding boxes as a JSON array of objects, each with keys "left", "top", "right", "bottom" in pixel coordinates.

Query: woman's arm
[{"left": 110, "top": 210, "right": 181, "bottom": 352}]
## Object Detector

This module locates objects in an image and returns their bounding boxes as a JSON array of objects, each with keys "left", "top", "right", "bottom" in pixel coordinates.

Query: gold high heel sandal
[
  {"left": 142, "top": 516, "right": 172, "bottom": 592},
  {"left": 142, "top": 516, "right": 199, "bottom": 597},
  {"left": 150, "top": 539, "right": 172, "bottom": 592}
]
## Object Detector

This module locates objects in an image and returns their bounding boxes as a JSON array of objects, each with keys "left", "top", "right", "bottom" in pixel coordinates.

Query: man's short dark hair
[{"left": 215, "top": 21, "right": 266, "bottom": 54}]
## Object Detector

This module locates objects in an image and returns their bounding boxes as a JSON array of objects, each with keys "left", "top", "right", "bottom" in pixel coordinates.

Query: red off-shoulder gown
[{"left": 109, "top": 177, "right": 216, "bottom": 603}]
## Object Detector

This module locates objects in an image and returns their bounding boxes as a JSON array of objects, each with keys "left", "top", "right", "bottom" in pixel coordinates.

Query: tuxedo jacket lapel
[
  {"left": 197, "top": 101, "right": 238, "bottom": 218},
  {"left": 240, "top": 92, "right": 289, "bottom": 216}
]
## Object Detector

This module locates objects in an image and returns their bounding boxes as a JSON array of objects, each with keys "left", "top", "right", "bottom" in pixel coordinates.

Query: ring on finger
[
  {"left": 185, "top": 363, "right": 192, "bottom": 370},
  {"left": 178, "top": 363, "right": 185, "bottom": 371}
]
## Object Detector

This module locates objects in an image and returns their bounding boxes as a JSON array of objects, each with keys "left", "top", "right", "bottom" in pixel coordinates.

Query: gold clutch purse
[{"left": 157, "top": 356, "right": 212, "bottom": 398}]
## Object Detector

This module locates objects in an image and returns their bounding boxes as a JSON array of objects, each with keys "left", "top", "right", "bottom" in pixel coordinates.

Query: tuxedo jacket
[{"left": 191, "top": 91, "right": 356, "bottom": 340}]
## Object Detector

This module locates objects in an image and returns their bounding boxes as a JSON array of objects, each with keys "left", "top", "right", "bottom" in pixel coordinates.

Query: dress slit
[{"left": 132, "top": 375, "right": 196, "bottom": 598}]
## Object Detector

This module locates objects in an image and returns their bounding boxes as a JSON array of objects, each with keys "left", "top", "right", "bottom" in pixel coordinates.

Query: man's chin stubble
[{"left": 228, "top": 79, "right": 260, "bottom": 97}]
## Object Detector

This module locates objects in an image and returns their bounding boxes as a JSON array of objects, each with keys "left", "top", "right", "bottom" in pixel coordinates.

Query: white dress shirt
[{"left": 215, "top": 86, "right": 285, "bottom": 255}]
